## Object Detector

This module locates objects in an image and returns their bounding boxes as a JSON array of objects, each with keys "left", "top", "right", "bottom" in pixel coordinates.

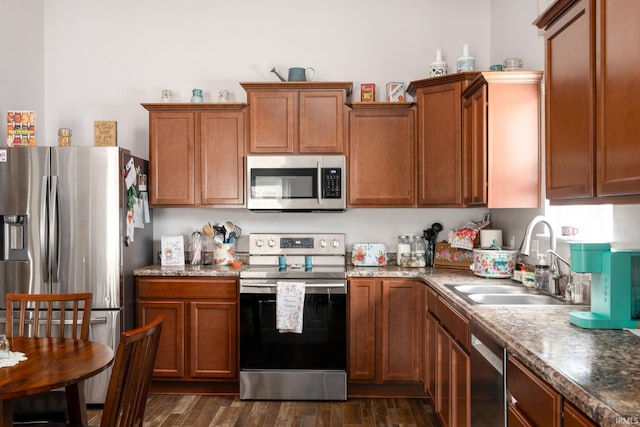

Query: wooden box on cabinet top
[
  {"left": 142, "top": 103, "right": 246, "bottom": 207},
  {"left": 240, "top": 82, "right": 352, "bottom": 154}
]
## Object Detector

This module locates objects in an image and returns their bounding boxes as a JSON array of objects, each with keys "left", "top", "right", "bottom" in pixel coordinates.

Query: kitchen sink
[
  {"left": 445, "top": 283, "right": 567, "bottom": 305},
  {"left": 451, "top": 284, "right": 532, "bottom": 295},
  {"left": 466, "top": 293, "right": 565, "bottom": 305}
]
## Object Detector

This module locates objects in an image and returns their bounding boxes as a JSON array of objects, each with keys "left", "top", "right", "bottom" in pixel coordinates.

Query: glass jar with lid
[
  {"left": 411, "top": 235, "right": 426, "bottom": 267},
  {"left": 397, "top": 235, "right": 411, "bottom": 266}
]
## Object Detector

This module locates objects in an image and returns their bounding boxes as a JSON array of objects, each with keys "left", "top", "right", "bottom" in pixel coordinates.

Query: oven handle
[
  {"left": 317, "top": 161, "right": 322, "bottom": 205},
  {"left": 240, "top": 281, "right": 347, "bottom": 294}
]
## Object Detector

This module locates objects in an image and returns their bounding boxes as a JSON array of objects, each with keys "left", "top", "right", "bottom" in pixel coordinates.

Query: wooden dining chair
[
  {"left": 22, "top": 315, "right": 164, "bottom": 427},
  {"left": 5, "top": 293, "right": 93, "bottom": 424}
]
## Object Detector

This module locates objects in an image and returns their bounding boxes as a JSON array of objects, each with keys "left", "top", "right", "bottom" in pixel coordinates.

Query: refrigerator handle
[
  {"left": 41, "top": 176, "right": 50, "bottom": 282},
  {"left": 49, "top": 176, "right": 59, "bottom": 283}
]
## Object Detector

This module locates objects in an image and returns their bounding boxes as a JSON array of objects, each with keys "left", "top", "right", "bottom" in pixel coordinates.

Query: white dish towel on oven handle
[{"left": 276, "top": 281, "right": 305, "bottom": 334}]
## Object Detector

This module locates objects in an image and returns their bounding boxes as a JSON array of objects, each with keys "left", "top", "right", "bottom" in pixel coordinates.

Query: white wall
[
  {"left": 41, "top": 0, "right": 492, "bottom": 159},
  {"left": 0, "top": 1, "right": 45, "bottom": 135}
]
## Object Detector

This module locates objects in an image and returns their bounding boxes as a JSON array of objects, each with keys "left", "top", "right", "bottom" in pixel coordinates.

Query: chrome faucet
[
  {"left": 519, "top": 215, "right": 562, "bottom": 294},
  {"left": 519, "top": 215, "right": 556, "bottom": 257}
]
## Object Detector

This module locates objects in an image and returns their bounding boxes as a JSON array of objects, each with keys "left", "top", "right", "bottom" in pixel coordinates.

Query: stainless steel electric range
[{"left": 239, "top": 233, "right": 347, "bottom": 401}]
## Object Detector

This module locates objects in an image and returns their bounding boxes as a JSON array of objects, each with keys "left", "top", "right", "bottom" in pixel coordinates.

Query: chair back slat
[
  {"left": 5, "top": 293, "right": 92, "bottom": 340},
  {"left": 100, "top": 315, "right": 163, "bottom": 427}
]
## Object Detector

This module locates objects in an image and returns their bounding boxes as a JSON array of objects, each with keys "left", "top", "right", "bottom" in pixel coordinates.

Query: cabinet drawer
[
  {"left": 137, "top": 277, "right": 237, "bottom": 300},
  {"left": 507, "top": 356, "right": 561, "bottom": 427},
  {"left": 436, "top": 297, "right": 469, "bottom": 352},
  {"left": 426, "top": 286, "right": 439, "bottom": 315}
]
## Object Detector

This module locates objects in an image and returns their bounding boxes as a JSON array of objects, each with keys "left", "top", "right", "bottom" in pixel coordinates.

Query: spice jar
[{"left": 58, "top": 128, "right": 72, "bottom": 146}]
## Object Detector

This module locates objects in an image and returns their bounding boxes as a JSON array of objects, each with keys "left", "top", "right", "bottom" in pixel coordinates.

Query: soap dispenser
[{"left": 534, "top": 254, "right": 550, "bottom": 292}]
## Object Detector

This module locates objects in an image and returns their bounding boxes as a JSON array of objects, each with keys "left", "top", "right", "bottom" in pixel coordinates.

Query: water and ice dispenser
[
  {"left": 1, "top": 215, "right": 28, "bottom": 261},
  {"left": 568, "top": 242, "right": 640, "bottom": 329}
]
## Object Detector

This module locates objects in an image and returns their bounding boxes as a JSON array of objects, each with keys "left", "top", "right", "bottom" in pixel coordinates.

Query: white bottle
[
  {"left": 430, "top": 49, "right": 448, "bottom": 77},
  {"left": 457, "top": 44, "right": 476, "bottom": 72}
]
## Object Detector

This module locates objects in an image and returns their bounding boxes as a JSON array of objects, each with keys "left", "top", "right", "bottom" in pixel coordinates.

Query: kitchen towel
[{"left": 276, "top": 281, "right": 305, "bottom": 334}]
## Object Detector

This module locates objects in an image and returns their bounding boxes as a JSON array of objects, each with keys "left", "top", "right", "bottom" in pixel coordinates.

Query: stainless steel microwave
[{"left": 246, "top": 155, "right": 346, "bottom": 212}]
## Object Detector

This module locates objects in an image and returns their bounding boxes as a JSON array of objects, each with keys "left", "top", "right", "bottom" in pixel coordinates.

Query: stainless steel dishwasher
[{"left": 470, "top": 324, "right": 506, "bottom": 427}]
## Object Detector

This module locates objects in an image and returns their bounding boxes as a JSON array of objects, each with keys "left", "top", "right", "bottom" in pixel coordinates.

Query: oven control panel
[{"left": 249, "top": 233, "right": 345, "bottom": 256}]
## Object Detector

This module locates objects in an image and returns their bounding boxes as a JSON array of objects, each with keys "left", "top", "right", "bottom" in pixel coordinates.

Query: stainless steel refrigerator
[{"left": 0, "top": 146, "right": 153, "bottom": 404}]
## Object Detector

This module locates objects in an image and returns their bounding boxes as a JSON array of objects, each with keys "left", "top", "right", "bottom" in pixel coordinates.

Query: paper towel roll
[{"left": 480, "top": 229, "right": 503, "bottom": 248}]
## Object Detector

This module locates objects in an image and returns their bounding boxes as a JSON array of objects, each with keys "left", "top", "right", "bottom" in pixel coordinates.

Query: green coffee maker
[{"left": 568, "top": 242, "right": 640, "bottom": 329}]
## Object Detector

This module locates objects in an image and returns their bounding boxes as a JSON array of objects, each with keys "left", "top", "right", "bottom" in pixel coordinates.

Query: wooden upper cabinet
[
  {"left": 147, "top": 110, "right": 196, "bottom": 205},
  {"left": 462, "top": 71, "right": 543, "bottom": 208},
  {"left": 535, "top": 0, "right": 640, "bottom": 203},
  {"left": 241, "top": 82, "right": 352, "bottom": 154},
  {"left": 143, "top": 103, "right": 246, "bottom": 207},
  {"left": 348, "top": 102, "right": 416, "bottom": 207},
  {"left": 408, "top": 73, "right": 479, "bottom": 207}
]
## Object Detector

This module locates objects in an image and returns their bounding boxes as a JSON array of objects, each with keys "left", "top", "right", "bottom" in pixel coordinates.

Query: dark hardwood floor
[{"left": 88, "top": 394, "right": 443, "bottom": 426}]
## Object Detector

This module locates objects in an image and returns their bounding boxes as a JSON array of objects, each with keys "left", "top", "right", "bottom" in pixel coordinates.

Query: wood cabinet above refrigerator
[{"left": 142, "top": 103, "right": 247, "bottom": 207}]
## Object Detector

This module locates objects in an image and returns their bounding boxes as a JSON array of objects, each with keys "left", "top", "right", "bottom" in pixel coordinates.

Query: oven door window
[
  {"left": 240, "top": 293, "right": 346, "bottom": 370},
  {"left": 250, "top": 168, "right": 317, "bottom": 200}
]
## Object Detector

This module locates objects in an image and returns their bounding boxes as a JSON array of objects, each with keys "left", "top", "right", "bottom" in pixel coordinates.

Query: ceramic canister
[{"left": 470, "top": 248, "right": 518, "bottom": 278}]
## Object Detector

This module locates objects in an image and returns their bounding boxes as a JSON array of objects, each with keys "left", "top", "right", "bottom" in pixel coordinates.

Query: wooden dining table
[{"left": 0, "top": 337, "right": 114, "bottom": 427}]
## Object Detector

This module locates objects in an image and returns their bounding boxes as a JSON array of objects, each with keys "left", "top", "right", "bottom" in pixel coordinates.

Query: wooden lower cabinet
[
  {"left": 430, "top": 289, "right": 470, "bottom": 427},
  {"left": 563, "top": 401, "right": 598, "bottom": 427},
  {"left": 507, "top": 355, "right": 562, "bottom": 427},
  {"left": 348, "top": 278, "right": 423, "bottom": 387},
  {"left": 136, "top": 277, "right": 238, "bottom": 386}
]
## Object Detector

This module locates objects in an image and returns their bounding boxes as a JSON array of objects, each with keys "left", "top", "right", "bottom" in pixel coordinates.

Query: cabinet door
[
  {"left": 349, "top": 107, "right": 416, "bottom": 207},
  {"left": 462, "top": 84, "right": 487, "bottom": 206},
  {"left": 348, "top": 278, "right": 378, "bottom": 381},
  {"left": 508, "top": 403, "right": 534, "bottom": 427},
  {"left": 507, "top": 356, "right": 562, "bottom": 427},
  {"left": 200, "top": 111, "right": 245, "bottom": 205},
  {"left": 451, "top": 339, "right": 470, "bottom": 427},
  {"left": 563, "top": 401, "right": 598, "bottom": 427},
  {"left": 596, "top": 0, "right": 640, "bottom": 196},
  {"left": 137, "top": 300, "right": 185, "bottom": 378},
  {"left": 149, "top": 112, "right": 196, "bottom": 205},
  {"left": 380, "top": 279, "right": 422, "bottom": 382},
  {"left": 417, "top": 82, "right": 463, "bottom": 206},
  {"left": 436, "top": 323, "right": 451, "bottom": 427},
  {"left": 189, "top": 301, "right": 237, "bottom": 379},
  {"left": 544, "top": 0, "right": 595, "bottom": 200},
  {"left": 424, "top": 310, "right": 437, "bottom": 399},
  {"left": 299, "top": 90, "right": 345, "bottom": 153},
  {"left": 247, "top": 90, "right": 295, "bottom": 153}
]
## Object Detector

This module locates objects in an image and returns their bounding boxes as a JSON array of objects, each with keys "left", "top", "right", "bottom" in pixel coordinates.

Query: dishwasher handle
[{"left": 472, "top": 333, "right": 504, "bottom": 375}]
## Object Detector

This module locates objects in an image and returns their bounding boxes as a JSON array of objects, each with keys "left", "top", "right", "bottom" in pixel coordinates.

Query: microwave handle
[{"left": 317, "top": 162, "right": 322, "bottom": 205}]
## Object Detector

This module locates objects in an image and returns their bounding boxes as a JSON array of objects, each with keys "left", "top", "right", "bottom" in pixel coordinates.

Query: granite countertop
[
  {"left": 134, "top": 263, "right": 638, "bottom": 425},
  {"left": 134, "top": 264, "right": 245, "bottom": 277}
]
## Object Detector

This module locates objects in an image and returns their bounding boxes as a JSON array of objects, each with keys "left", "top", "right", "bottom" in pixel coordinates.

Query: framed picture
[{"left": 482, "top": 212, "right": 491, "bottom": 225}]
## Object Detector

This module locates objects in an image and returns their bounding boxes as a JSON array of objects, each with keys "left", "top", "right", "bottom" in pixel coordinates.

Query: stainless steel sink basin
[
  {"left": 445, "top": 283, "right": 566, "bottom": 305},
  {"left": 452, "top": 284, "right": 531, "bottom": 294},
  {"left": 466, "top": 293, "right": 565, "bottom": 305}
]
